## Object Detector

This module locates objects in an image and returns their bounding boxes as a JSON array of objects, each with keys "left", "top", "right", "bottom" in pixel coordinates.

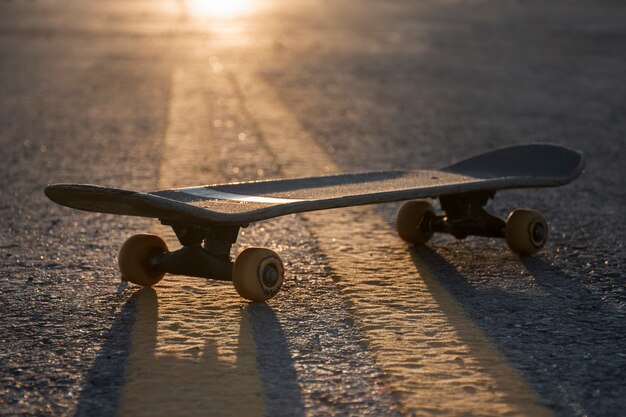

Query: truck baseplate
[
  {"left": 424, "top": 191, "right": 506, "bottom": 239},
  {"left": 147, "top": 221, "right": 242, "bottom": 281}
]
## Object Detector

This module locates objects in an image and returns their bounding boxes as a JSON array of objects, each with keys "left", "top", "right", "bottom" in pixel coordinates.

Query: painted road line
[
  {"left": 237, "top": 71, "right": 553, "bottom": 416},
  {"left": 117, "top": 66, "right": 266, "bottom": 417},
  {"left": 118, "top": 60, "right": 401, "bottom": 416}
]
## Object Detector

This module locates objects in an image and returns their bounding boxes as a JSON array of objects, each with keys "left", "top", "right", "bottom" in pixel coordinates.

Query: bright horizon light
[{"left": 187, "top": 0, "right": 256, "bottom": 18}]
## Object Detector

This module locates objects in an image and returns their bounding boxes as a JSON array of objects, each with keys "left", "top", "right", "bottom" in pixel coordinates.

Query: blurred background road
[{"left": 1, "top": 0, "right": 624, "bottom": 416}]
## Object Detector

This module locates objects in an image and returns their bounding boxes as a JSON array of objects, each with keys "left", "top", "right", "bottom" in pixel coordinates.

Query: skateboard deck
[
  {"left": 45, "top": 144, "right": 585, "bottom": 226},
  {"left": 44, "top": 143, "right": 585, "bottom": 302}
]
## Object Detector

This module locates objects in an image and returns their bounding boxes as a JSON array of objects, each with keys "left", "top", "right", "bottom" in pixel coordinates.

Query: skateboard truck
[
  {"left": 116, "top": 221, "right": 285, "bottom": 302},
  {"left": 424, "top": 191, "right": 506, "bottom": 239},
  {"left": 146, "top": 221, "right": 239, "bottom": 281},
  {"left": 396, "top": 192, "right": 549, "bottom": 257}
]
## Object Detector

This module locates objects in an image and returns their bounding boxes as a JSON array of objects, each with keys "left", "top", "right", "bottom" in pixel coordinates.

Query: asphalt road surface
[{"left": 1, "top": 0, "right": 625, "bottom": 416}]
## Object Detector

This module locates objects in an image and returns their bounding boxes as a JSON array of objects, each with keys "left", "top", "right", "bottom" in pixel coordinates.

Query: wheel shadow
[
  {"left": 74, "top": 287, "right": 304, "bottom": 417},
  {"left": 247, "top": 302, "right": 305, "bottom": 416},
  {"left": 410, "top": 246, "right": 626, "bottom": 417},
  {"left": 73, "top": 288, "right": 147, "bottom": 417}
]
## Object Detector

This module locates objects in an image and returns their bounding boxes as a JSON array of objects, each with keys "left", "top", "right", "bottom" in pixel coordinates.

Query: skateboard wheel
[
  {"left": 233, "top": 247, "right": 284, "bottom": 302},
  {"left": 118, "top": 234, "right": 168, "bottom": 286},
  {"left": 396, "top": 200, "right": 435, "bottom": 245},
  {"left": 505, "top": 209, "right": 548, "bottom": 256}
]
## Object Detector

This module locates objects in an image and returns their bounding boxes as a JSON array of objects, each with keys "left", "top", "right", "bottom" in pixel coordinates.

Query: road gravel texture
[{"left": 1, "top": 0, "right": 625, "bottom": 416}]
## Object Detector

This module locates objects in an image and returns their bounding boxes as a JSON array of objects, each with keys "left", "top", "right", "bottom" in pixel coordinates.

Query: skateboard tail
[{"left": 443, "top": 143, "right": 586, "bottom": 184}]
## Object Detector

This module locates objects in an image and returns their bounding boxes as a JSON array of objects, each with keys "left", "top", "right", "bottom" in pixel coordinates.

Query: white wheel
[
  {"left": 233, "top": 248, "right": 284, "bottom": 302},
  {"left": 505, "top": 209, "right": 548, "bottom": 255},
  {"left": 396, "top": 200, "right": 435, "bottom": 245},
  {"left": 118, "top": 234, "right": 168, "bottom": 286}
]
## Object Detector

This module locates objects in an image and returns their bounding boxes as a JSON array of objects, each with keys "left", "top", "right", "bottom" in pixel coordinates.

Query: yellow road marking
[
  {"left": 117, "top": 66, "right": 265, "bottom": 417},
  {"left": 237, "top": 72, "right": 552, "bottom": 416},
  {"left": 117, "top": 59, "right": 552, "bottom": 416}
]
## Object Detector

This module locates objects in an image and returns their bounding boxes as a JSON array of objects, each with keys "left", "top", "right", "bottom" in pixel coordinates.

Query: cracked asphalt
[{"left": 1, "top": 0, "right": 625, "bottom": 416}]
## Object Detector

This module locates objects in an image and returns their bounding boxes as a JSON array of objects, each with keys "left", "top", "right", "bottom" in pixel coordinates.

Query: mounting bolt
[{"left": 261, "top": 264, "right": 279, "bottom": 287}]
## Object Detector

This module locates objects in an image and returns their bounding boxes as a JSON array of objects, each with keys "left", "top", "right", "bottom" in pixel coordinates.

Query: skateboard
[{"left": 45, "top": 143, "right": 585, "bottom": 302}]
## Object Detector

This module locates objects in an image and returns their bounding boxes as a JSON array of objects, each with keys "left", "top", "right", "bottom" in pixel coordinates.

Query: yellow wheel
[
  {"left": 505, "top": 209, "right": 548, "bottom": 256},
  {"left": 396, "top": 200, "right": 435, "bottom": 245},
  {"left": 233, "top": 248, "right": 284, "bottom": 302},
  {"left": 118, "top": 234, "right": 168, "bottom": 286}
]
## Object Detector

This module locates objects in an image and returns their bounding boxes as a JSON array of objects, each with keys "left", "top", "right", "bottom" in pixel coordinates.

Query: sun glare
[{"left": 187, "top": 0, "right": 255, "bottom": 18}]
